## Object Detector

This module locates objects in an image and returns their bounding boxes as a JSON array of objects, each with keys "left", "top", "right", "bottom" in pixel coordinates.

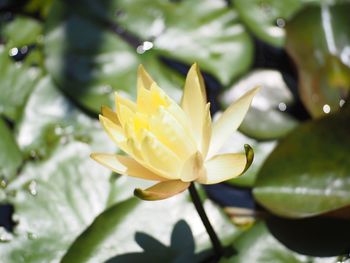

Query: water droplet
[
  {"left": 20, "top": 46, "right": 28, "bottom": 54},
  {"left": 27, "top": 232, "right": 37, "bottom": 240},
  {"left": 0, "top": 227, "right": 13, "bottom": 243},
  {"left": 278, "top": 102, "right": 287, "bottom": 111},
  {"left": 9, "top": 47, "right": 18, "bottom": 57},
  {"left": 0, "top": 176, "right": 8, "bottom": 189},
  {"left": 276, "top": 18, "right": 285, "bottom": 28},
  {"left": 143, "top": 41, "right": 153, "bottom": 51},
  {"left": 27, "top": 180, "right": 37, "bottom": 196},
  {"left": 323, "top": 104, "right": 331, "bottom": 114},
  {"left": 340, "top": 99, "right": 346, "bottom": 107},
  {"left": 136, "top": 41, "right": 154, "bottom": 54}
]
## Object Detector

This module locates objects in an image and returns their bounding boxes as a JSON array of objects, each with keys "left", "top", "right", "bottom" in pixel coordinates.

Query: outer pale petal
[
  {"left": 101, "top": 106, "right": 120, "bottom": 125},
  {"left": 181, "top": 63, "right": 207, "bottom": 149},
  {"left": 207, "top": 87, "right": 259, "bottom": 157},
  {"left": 197, "top": 144, "right": 254, "bottom": 184},
  {"left": 90, "top": 153, "right": 166, "bottom": 181},
  {"left": 134, "top": 180, "right": 190, "bottom": 201}
]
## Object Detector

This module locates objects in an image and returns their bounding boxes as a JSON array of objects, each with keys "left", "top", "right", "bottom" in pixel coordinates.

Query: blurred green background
[{"left": 0, "top": 0, "right": 350, "bottom": 262}]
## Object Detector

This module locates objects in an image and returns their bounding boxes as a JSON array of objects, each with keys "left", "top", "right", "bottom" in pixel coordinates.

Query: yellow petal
[
  {"left": 99, "top": 115, "right": 128, "bottom": 153},
  {"left": 115, "top": 93, "right": 136, "bottom": 127},
  {"left": 198, "top": 144, "right": 254, "bottom": 184},
  {"left": 149, "top": 106, "right": 196, "bottom": 160},
  {"left": 208, "top": 87, "right": 259, "bottom": 157},
  {"left": 141, "top": 132, "right": 182, "bottom": 180},
  {"left": 101, "top": 106, "right": 120, "bottom": 125},
  {"left": 90, "top": 153, "right": 166, "bottom": 181},
  {"left": 201, "top": 102, "right": 212, "bottom": 158},
  {"left": 134, "top": 180, "right": 190, "bottom": 201},
  {"left": 180, "top": 152, "right": 206, "bottom": 182},
  {"left": 150, "top": 83, "right": 170, "bottom": 109},
  {"left": 166, "top": 103, "right": 197, "bottom": 147},
  {"left": 137, "top": 83, "right": 151, "bottom": 113},
  {"left": 137, "top": 64, "right": 155, "bottom": 92},
  {"left": 181, "top": 63, "right": 207, "bottom": 149},
  {"left": 115, "top": 92, "right": 136, "bottom": 112}
]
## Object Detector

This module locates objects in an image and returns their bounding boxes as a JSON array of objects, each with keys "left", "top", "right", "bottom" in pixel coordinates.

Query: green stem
[{"left": 188, "top": 182, "right": 223, "bottom": 260}]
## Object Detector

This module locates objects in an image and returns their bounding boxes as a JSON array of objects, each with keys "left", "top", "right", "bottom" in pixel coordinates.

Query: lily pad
[
  {"left": 254, "top": 108, "right": 350, "bottom": 218},
  {"left": 44, "top": 0, "right": 253, "bottom": 112},
  {"left": 16, "top": 76, "right": 108, "bottom": 158},
  {"left": 221, "top": 70, "right": 298, "bottom": 140},
  {"left": 0, "top": 118, "right": 22, "bottom": 184},
  {"left": 220, "top": 221, "right": 336, "bottom": 263},
  {"left": 285, "top": 3, "right": 350, "bottom": 117},
  {"left": 233, "top": 0, "right": 303, "bottom": 46},
  {"left": 0, "top": 46, "right": 42, "bottom": 122},
  {"left": 0, "top": 141, "right": 118, "bottom": 263}
]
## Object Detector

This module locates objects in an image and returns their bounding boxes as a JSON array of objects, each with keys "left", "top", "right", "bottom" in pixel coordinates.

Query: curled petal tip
[
  {"left": 242, "top": 144, "right": 254, "bottom": 175},
  {"left": 134, "top": 180, "right": 190, "bottom": 201}
]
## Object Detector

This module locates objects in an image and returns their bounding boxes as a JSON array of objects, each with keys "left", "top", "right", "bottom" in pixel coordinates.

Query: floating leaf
[
  {"left": 286, "top": 3, "right": 350, "bottom": 117},
  {"left": 233, "top": 0, "right": 303, "bottom": 46},
  {"left": 254, "top": 108, "right": 350, "bottom": 218},
  {"left": 44, "top": 0, "right": 253, "bottom": 112},
  {"left": 16, "top": 76, "right": 110, "bottom": 158}
]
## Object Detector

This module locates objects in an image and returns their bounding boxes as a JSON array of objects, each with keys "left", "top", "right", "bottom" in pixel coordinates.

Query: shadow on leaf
[{"left": 105, "top": 220, "right": 213, "bottom": 263}]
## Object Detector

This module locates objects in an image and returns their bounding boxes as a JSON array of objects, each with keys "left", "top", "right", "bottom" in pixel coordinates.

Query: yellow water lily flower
[{"left": 91, "top": 64, "right": 258, "bottom": 201}]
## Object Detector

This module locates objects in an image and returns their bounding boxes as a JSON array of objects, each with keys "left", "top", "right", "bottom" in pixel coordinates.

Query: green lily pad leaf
[
  {"left": 286, "top": 3, "right": 350, "bottom": 118},
  {"left": 0, "top": 141, "right": 118, "bottom": 263},
  {"left": 61, "top": 188, "right": 238, "bottom": 263},
  {"left": 216, "top": 131, "right": 276, "bottom": 187},
  {"left": 253, "top": 108, "right": 350, "bottom": 218},
  {"left": 114, "top": 0, "right": 253, "bottom": 85},
  {"left": 16, "top": 76, "right": 110, "bottom": 158},
  {"left": 221, "top": 70, "right": 298, "bottom": 140},
  {"left": 0, "top": 118, "right": 22, "bottom": 185},
  {"left": 1, "top": 16, "right": 43, "bottom": 48},
  {"left": 233, "top": 0, "right": 303, "bottom": 46},
  {"left": 44, "top": 0, "right": 253, "bottom": 112},
  {"left": 220, "top": 221, "right": 336, "bottom": 263},
  {"left": 0, "top": 46, "right": 42, "bottom": 122}
]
